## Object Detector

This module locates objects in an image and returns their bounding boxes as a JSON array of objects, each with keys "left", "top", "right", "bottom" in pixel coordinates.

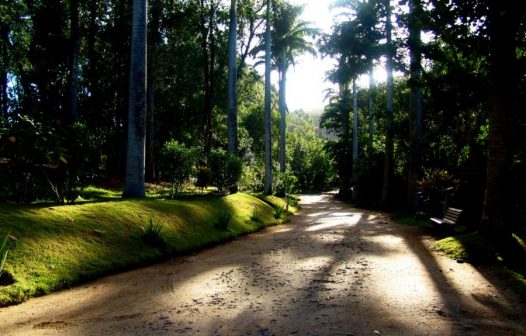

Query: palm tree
[
  {"left": 227, "top": 0, "right": 238, "bottom": 157},
  {"left": 407, "top": 0, "right": 423, "bottom": 209},
  {"left": 123, "top": 0, "right": 147, "bottom": 198},
  {"left": 381, "top": 0, "right": 395, "bottom": 207},
  {"left": 271, "top": 1, "right": 318, "bottom": 173},
  {"left": 264, "top": 0, "right": 272, "bottom": 195}
]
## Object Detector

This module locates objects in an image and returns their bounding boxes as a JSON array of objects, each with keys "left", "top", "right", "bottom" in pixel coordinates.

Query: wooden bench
[{"left": 430, "top": 207, "right": 463, "bottom": 228}]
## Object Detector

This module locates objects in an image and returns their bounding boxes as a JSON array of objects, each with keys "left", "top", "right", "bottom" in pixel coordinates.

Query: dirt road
[{"left": 0, "top": 194, "right": 525, "bottom": 336}]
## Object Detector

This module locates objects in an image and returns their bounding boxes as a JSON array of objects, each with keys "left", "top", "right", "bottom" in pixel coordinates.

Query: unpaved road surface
[{"left": 1, "top": 194, "right": 525, "bottom": 336}]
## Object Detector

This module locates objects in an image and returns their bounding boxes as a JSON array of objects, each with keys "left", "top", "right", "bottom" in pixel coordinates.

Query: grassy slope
[{"left": 0, "top": 191, "right": 293, "bottom": 306}]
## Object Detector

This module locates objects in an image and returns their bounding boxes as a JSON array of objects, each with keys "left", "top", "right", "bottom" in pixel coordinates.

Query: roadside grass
[
  {"left": 391, "top": 211, "right": 526, "bottom": 300},
  {"left": 0, "top": 190, "right": 283, "bottom": 306},
  {"left": 254, "top": 193, "right": 298, "bottom": 221},
  {"left": 434, "top": 232, "right": 526, "bottom": 300},
  {"left": 389, "top": 210, "right": 433, "bottom": 229}
]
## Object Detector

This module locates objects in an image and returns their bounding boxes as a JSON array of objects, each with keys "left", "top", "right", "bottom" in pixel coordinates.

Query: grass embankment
[
  {"left": 434, "top": 232, "right": 526, "bottom": 300},
  {"left": 391, "top": 212, "right": 526, "bottom": 300},
  {"left": 0, "top": 189, "right": 295, "bottom": 306}
]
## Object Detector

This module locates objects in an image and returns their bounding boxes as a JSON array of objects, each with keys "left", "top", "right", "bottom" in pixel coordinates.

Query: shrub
[
  {"left": 141, "top": 218, "right": 165, "bottom": 247},
  {"left": 273, "top": 205, "right": 285, "bottom": 220},
  {"left": 195, "top": 166, "right": 213, "bottom": 193},
  {"left": 273, "top": 171, "right": 298, "bottom": 197},
  {"left": 208, "top": 150, "right": 242, "bottom": 195},
  {"left": 250, "top": 207, "right": 263, "bottom": 223},
  {"left": 239, "top": 162, "right": 264, "bottom": 192},
  {"left": 215, "top": 208, "right": 234, "bottom": 230},
  {"left": 160, "top": 140, "right": 197, "bottom": 198}
]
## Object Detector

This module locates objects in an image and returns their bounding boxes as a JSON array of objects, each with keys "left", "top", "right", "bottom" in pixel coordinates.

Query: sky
[
  {"left": 284, "top": 0, "right": 334, "bottom": 112},
  {"left": 283, "top": 0, "right": 388, "bottom": 112}
]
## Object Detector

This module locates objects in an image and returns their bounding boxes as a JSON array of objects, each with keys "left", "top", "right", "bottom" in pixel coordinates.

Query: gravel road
[{"left": 0, "top": 193, "right": 525, "bottom": 336}]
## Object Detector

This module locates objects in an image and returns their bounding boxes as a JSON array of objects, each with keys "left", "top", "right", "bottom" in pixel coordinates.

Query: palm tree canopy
[
  {"left": 271, "top": 1, "right": 319, "bottom": 72},
  {"left": 252, "top": 0, "right": 319, "bottom": 73}
]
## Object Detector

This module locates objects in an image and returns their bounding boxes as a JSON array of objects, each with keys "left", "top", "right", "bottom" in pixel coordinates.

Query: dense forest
[{"left": 0, "top": 0, "right": 525, "bottom": 245}]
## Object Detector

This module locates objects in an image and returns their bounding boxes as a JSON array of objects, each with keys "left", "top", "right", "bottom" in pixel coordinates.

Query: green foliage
[
  {"left": 239, "top": 162, "right": 265, "bottom": 192},
  {"left": 273, "top": 205, "right": 285, "bottom": 220},
  {"left": 141, "top": 218, "right": 165, "bottom": 247},
  {"left": 208, "top": 150, "right": 243, "bottom": 195},
  {"left": 287, "top": 111, "right": 335, "bottom": 192},
  {"left": 272, "top": 171, "right": 298, "bottom": 197},
  {"left": 250, "top": 206, "right": 263, "bottom": 223},
  {"left": 215, "top": 208, "right": 234, "bottom": 230},
  {"left": 0, "top": 234, "right": 9, "bottom": 278},
  {"left": 0, "top": 116, "right": 95, "bottom": 204},
  {"left": 160, "top": 140, "right": 197, "bottom": 198},
  {"left": 195, "top": 166, "right": 213, "bottom": 192}
]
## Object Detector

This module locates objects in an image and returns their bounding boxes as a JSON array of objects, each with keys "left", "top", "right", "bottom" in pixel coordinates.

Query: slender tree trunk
[
  {"left": 279, "top": 56, "right": 287, "bottom": 173},
  {"left": 407, "top": 0, "right": 423, "bottom": 210},
  {"left": 368, "top": 66, "right": 375, "bottom": 150},
  {"left": 381, "top": 0, "right": 394, "bottom": 208},
  {"left": 227, "top": 0, "right": 238, "bottom": 156},
  {"left": 123, "top": 0, "right": 147, "bottom": 198},
  {"left": 200, "top": 0, "right": 215, "bottom": 155},
  {"left": 480, "top": 2, "right": 521, "bottom": 239},
  {"left": 352, "top": 78, "right": 359, "bottom": 201},
  {"left": 0, "top": 22, "right": 9, "bottom": 121},
  {"left": 264, "top": 0, "right": 272, "bottom": 195},
  {"left": 146, "top": 0, "right": 161, "bottom": 182},
  {"left": 340, "top": 83, "right": 351, "bottom": 198},
  {"left": 68, "top": 0, "right": 80, "bottom": 123}
]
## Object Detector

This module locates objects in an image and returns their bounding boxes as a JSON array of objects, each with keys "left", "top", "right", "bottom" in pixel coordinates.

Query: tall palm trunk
[
  {"left": 279, "top": 54, "right": 287, "bottom": 173},
  {"left": 480, "top": 2, "right": 521, "bottom": 239},
  {"left": 146, "top": 0, "right": 161, "bottom": 182},
  {"left": 123, "top": 0, "right": 147, "bottom": 198},
  {"left": 0, "top": 24, "right": 8, "bottom": 121},
  {"left": 264, "top": 0, "right": 272, "bottom": 195},
  {"left": 227, "top": 0, "right": 238, "bottom": 156},
  {"left": 68, "top": 0, "right": 80, "bottom": 123},
  {"left": 407, "top": 0, "right": 423, "bottom": 210},
  {"left": 340, "top": 82, "right": 351, "bottom": 198},
  {"left": 352, "top": 77, "right": 359, "bottom": 201},
  {"left": 200, "top": 0, "right": 216, "bottom": 155},
  {"left": 381, "top": 0, "right": 394, "bottom": 207},
  {"left": 368, "top": 66, "right": 375, "bottom": 150}
]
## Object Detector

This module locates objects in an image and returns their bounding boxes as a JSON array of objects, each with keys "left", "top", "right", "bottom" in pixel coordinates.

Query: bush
[
  {"left": 239, "top": 162, "right": 264, "bottom": 192},
  {"left": 272, "top": 171, "right": 298, "bottom": 197},
  {"left": 215, "top": 208, "right": 234, "bottom": 230},
  {"left": 250, "top": 206, "right": 263, "bottom": 223},
  {"left": 0, "top": 117, "right": 95, "bottom": 204},
  {"left": 160, "top": 140, "right": 197, "bottom": 198},
  {"left": 141, "top": 218, "right": 164, "bottom": 247},
  {"left": 195, "top": 166, "right": 213, "bottom": 193},
  {"left": 273, "top": 205, "right": 285, "bottom": 220},
  {"left": 208, "top": 150, "right": 242, "bottom": 195}
]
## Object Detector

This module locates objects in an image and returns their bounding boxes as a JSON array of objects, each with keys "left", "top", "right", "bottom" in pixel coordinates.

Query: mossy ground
[{"left": 0, "top": 188, "right": 295, "bottom": 306}]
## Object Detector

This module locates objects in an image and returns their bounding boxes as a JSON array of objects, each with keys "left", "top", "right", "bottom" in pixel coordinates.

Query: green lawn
[{"left": 0, "top": 190, "right": 295, "bottom": 306}]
